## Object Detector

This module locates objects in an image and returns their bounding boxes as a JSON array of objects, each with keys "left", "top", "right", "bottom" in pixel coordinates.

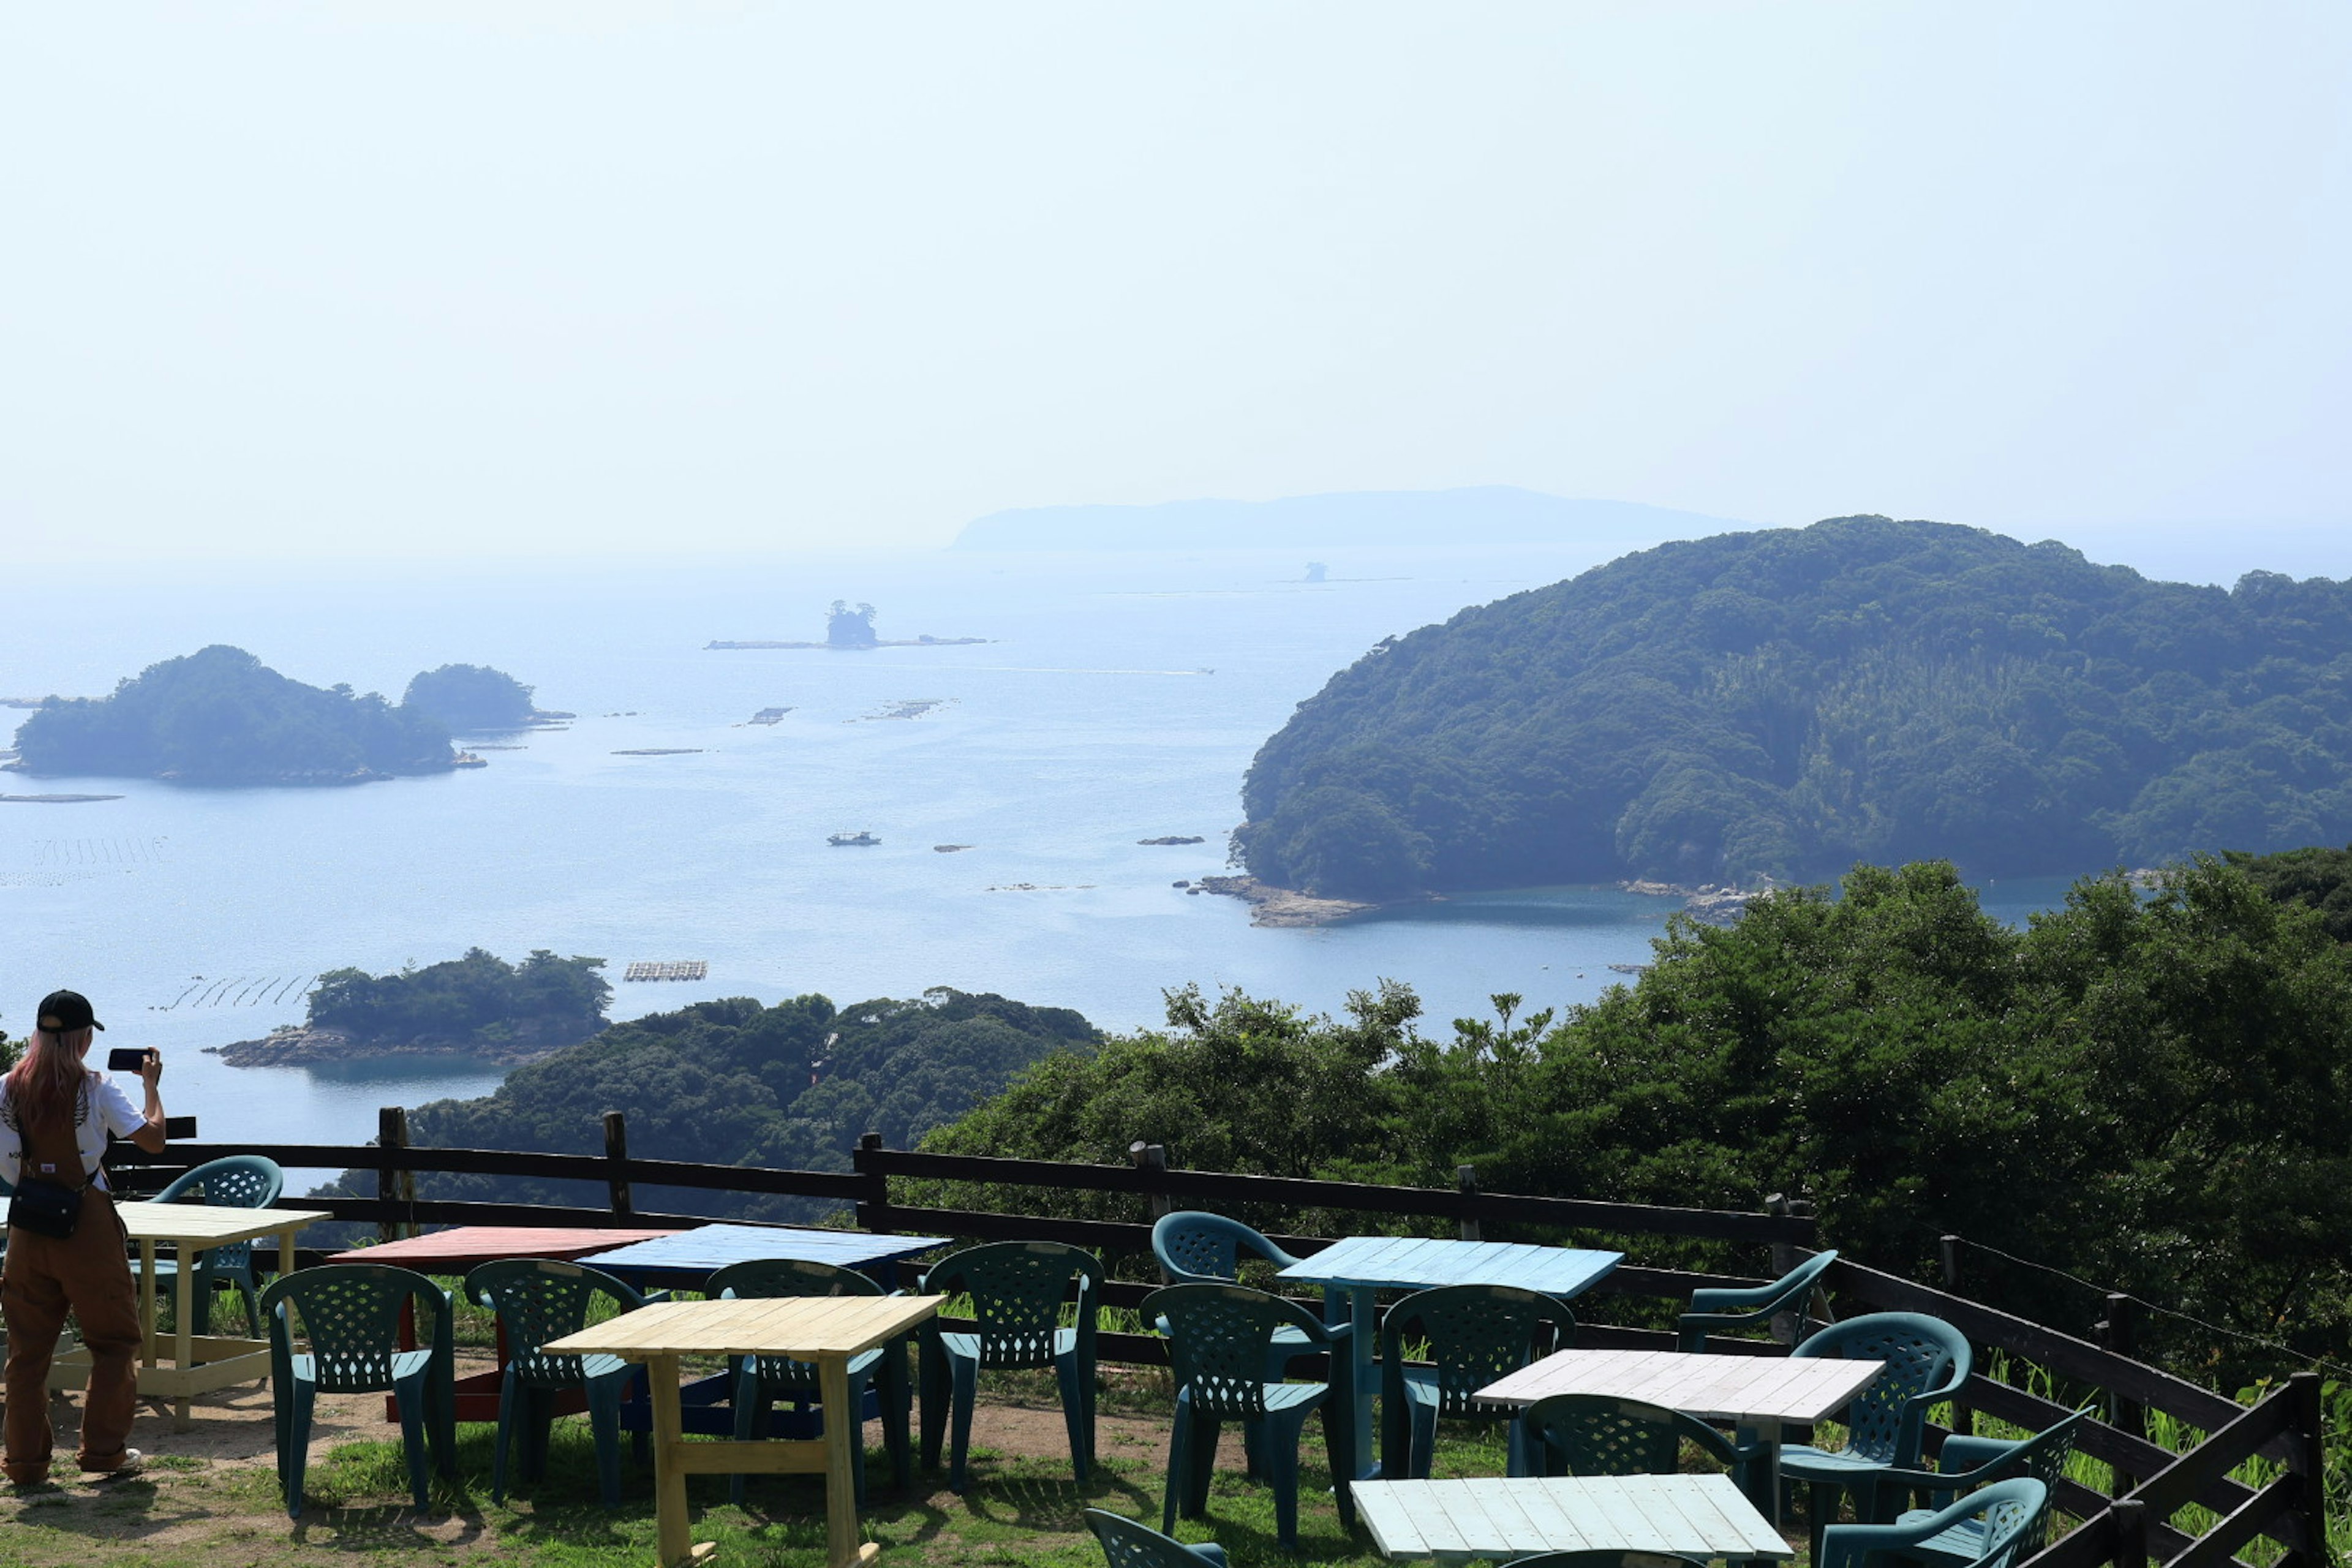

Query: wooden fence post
[
  {"left": 2288, "top": 1371, "right": 2326, "bottom": 1568},
  {"left": 855, "top": 1132, "right": 889, "bottom": 1234},
  {"left": 603, "top": 1110, "right": 633, "bottom": 1218},
  {"left": 2098, "top": 1294, "right": 2141, "bottom": 1496},
  {"left": 377, "top": 1106, "right": 413, "bottom": 1245},
  {"left": 1129, "top": 1142, "right": 1172, "bottom": 1221},
  {"left": 1942, "top": 1235, "right": 1973, "bottom": 1438},
  {"left": 1457, "top": 1164, "right": 1482, "bottom": 1242},
  {"left": 2113, "top": 1498, "right": 2148, "bottom": 1568}
]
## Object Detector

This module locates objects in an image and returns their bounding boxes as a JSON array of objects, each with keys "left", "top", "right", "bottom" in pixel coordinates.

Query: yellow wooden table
[
  {"left": 547, "top": 1293, "right": 943, "bottom": 1568},
  {"left": 54, "top": 1201, "right": 328, "bottom": 1429}
]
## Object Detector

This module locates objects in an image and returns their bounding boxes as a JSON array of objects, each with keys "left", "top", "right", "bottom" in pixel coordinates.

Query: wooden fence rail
[{"left": 106, "top": 1117, "right": 2328, "bottom": 1568}]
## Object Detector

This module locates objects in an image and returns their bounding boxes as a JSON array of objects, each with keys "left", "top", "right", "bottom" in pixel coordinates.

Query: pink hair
[{"left": 4, "top": 1025, "right": 93, "bottom": 1133}]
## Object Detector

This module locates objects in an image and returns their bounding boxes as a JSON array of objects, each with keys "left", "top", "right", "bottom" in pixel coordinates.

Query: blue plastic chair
[
  {"left": 1871, "top": 1409, "right": 2090, "bottom": 1564},
  {"left": 919, "top": 1240, "right": 1104, "bottom": 1493},
  {"left": 464, "top": 1258, "right": 660, "bottom": 1507},
  {"left": 709, "top": 1257, "right": 912, "bottom": 1507},
  {"left": 1379, "top": 1283, "right": 1578, "bottom": 1479},
  {"left": 260, "top": 1264, "right": 456, "bottom": 1518},
  {"left": 1676, "top": 1250, "right": 1838, "bottom": 1352},
  {"left": 149, "top": 1155, "right": 285, "bottom": 1335},
  {"left": 1085, "top": 1507, "right": 1232, "bottom": 1568},
  {"left": 1142, "top": 1281, "right": 1357, "bottom": 1550},
  {"left": 1152, "top": 1211, "right": 1313, "bottom": 1477},
  {"left": 1817, "top": 1478, "right": 2050, "bottom": 1568},
  {"left": 1780, "top": 1313, "right": 1973, "bottom": 1559}
]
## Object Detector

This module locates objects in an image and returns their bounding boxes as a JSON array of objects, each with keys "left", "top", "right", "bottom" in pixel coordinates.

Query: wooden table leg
[
  {"left": 819, "top": 1354, "right": 879, "bottom": 1567},
  {"left": 647, "top": 1354, "right": 715, "bottom": 1567},
  {"left": 173, "top": 1242, "right": 198, "bottom": 1428},
  {"left": 137, "top": 1239, "right": 159, "bottom": 1366}
]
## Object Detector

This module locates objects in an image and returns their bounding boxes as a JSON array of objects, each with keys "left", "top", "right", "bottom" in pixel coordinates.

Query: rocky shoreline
[
  {"left": 1194, "top": 875, "right": 1386, "bottom": 927},
  {"left": 209, "top": 1025, "right": 583, "bottom": 1069}
]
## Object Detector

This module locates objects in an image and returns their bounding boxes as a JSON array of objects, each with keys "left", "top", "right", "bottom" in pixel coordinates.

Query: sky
[{"left": 4, "top": 3, "right": 2348, "bottom": 567}]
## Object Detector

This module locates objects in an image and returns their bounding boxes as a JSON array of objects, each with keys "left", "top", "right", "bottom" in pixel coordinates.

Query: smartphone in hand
[{"left": 107, "top": 1046, "right": 155, "bottom": 1073}]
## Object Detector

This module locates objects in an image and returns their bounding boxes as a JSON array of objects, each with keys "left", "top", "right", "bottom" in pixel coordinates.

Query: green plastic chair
[
  {"left": 260, "top": 1263, "right": 456, "bottom": 1518},
  {"left": 149, "top": 1155, "right": 285, "bottom": 1335},
  {"left": 1501, "top": 1555, "right": 1709, "bottom": 1568},
  {"left": 708, "top": 1257, "right": 912, "bottom": 1507},
  {"left": 463, "top": 1258, "right": 660, "bottom": 1507},
  {"left": 1085, "top": 1507, "right": 1232, "bottom": 1568},
  {"left": 1152, "top": 1211, "right": 1313, "bottom": 1478},
  {"left": 1521, "top": 1392, "right": 1760, "bottom": 1491},
  {"left": 1379, "top": 1282, "right": 1578, "bottom": 1479},
  {"left": 1676, "top": 1249, "right": 1838, "bottom": 1352},
  {"left": 1141, "top": 1281, "right": 1357, "bottom": 1550},
  {"left": 1781, "top": 1312, "right": 1973, "bottom": 1559},
  {"left": 1817, "top": 1478, "right": 2050, "bottom": 1568},
  {"left": 1871, "top": 1409, "right": 2090, "bottom": 1563},
  {"left": 919, "top": 1240, "right": 1104, "bottom": 1493}
]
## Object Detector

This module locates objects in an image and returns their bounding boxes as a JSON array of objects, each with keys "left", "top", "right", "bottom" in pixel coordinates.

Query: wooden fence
[{"left": 110, "top": 1113, "right": 2331, "bottom": 1568}]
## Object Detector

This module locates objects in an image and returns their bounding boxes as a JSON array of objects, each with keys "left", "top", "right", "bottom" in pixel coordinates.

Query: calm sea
[{"left": 0, "top": 545, "right": 2075, "bottom": 1158}]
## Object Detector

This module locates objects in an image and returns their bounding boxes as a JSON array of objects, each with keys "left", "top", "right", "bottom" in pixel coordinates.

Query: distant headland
[
  {"left": 211, "top": 948, "right": 609, "bottom": 1068},
  {"left": 708, "top": 600, "right": 988, "bottom": 650}
]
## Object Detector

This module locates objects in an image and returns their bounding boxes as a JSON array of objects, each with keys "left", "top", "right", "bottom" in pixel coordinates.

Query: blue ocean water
[{"left": 0, "top": 545, "right": 2075, "bottom": 1158}]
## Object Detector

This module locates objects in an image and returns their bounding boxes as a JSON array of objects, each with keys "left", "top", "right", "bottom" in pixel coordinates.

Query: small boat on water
[{"left": 827, "top": 830, "right": 880, "bottom": 846}]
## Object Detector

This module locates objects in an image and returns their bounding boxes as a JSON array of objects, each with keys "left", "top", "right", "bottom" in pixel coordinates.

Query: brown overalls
[{"left": 3, "top": 1108, "right": 143, "bottom": 1482}]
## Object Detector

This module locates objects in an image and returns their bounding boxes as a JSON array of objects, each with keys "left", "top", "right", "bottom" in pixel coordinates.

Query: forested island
[
  {"left": 401, "top": 663, "right": 553, "bottom": 732},
  {"left": 215, "top": 948, "right": 611, "bottom": 1066},
  {"left": 706, "top": 600, "right": 987, "bottom": 650},
  {"left": 6, "top": 645, "right": 537, "bottom": 785},
  {"left": 311, "top": 987, "right": 1096, "bottom": 1220},
  {"left": 1240, "top": 516, "right": 2352, "bottom": 897}
]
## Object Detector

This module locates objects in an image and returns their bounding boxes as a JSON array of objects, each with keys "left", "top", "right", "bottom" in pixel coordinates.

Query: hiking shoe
[{"left": 81, "top": 1449, "right": 144, "bottom": 1479}]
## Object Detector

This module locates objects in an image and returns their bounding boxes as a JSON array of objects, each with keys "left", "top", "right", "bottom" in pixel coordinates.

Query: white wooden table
[
  {"left": 1353, "top": 1472, "right": 1792, "bottom": 1563},
  {"left": 1276, "top": 1235, "right": 1622, "bottom": 1479},
  {"left": 548, "top": 1293, "right": 942, "bottom": 1568},
  {"left": 51, "top": 1201, "right": 328, "bottom": 1430},
  {"left": 1476, "top": 1348, "right": 1883, "bottom": 1525}
]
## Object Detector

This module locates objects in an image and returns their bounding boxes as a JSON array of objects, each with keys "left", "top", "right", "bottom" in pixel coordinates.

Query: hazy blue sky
[{"left": 4, "top": 4, "right": 2346, "bottom": 566}]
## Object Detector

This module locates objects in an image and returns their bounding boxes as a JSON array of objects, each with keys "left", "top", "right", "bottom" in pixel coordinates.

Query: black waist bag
[{"left": 6, "top": 1176, "right": 85, "bottom": 1239}]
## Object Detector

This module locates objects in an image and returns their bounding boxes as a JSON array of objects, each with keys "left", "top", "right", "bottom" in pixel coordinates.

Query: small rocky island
[
  {"left": 707, "top": 601, "right": 989, "bottom": 650},
  {"left": 212, "top": 948, "right": 609, "bottom": 1068}
]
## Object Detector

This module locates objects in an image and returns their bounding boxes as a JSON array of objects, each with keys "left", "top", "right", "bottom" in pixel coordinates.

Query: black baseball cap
[{"left": 36, "top": 989, "right": 104, "bottom": 1033}]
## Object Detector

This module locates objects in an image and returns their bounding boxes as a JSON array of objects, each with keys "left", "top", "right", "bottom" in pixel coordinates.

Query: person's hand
[{"left": 140, "top": 1049, "right": 164, "bottom": 1089}]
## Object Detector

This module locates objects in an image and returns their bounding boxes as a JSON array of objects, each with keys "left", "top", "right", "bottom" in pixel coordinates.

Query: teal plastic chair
[
  {"left": 260, "top": 1264, "right": 456, "bottom": 1518},
  {"left": 1676, "top": 1249, "right": 1838, "bottom": 1352},
  {"left": 1085, "top": 1507, "right": 1232, "bottom": 1568},
  {"left": 1817, "top": 1478, "right": 2050, "bottom": 1568},
  {"left": 1871, "top": 1409, "right": 2090, "bottom": 1564},
  {"left": 1152, "top": 1211, "right": 1313, "bottom": 1478},
  {"left": 709, "top": 1257, "right": 912, "bottom": 1506},
  {"left": 1780, "top": 1313, "right": 1973, "bottom": 1558},
  {"left": 1142, "top": 1281, "right": 1357, "bottom": 1550},
  {"left": 1521, "top": 1393, "right": 1760, "bottom": 1490},
  {"left": 919, "top": 1240, "right": 1104, "bottom": 1493},
  {"left": 1379, "top": 1283, "right": 1578, "bottom": 1479},
  {"left": 464, "top": 1258, "right": 660, "bottom": 1507},
  {"left": 1502, "top": 1555, "right": 1709, "bottom": 1568},
  {"left": 149, "top": 1155, "right": 285, "bottom": 1334}
]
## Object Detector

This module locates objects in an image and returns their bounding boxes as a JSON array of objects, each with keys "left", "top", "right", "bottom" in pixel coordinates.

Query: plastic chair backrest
[
  {"left": 1964, "top": 1479, "right": 2052, "bottom": 1568},
  {"left": 151, "top": 1155, "right": 285, "bottom": 1273},
  {"left": 1084, "top": 1507, "right": 1226, "bottom": 1567},
  {"left": 1522, "top": 1394, "right": 1738, "bottom": 1477},
  {"left": 1794, "top": 1311, "right": 1971, "bottom": 1463},
  {"left": 710, "top": 1257, "right": 887, "bottom": 1382},
  {"left": 465, "top": 1258, "right": 649, "bottom": 1387},
  {"left": 1152, "top": 1212, "right": 1300, "bottom": 1285},
  {"left": 1142, "top": 1282, "right": 1330, "bottom": 1418},
  {"left": 922, "top": 1240, "right": 1104, "bottom": 1368},
  {"left": 1383, "top": 1283, "right": 1577, "bottom": 1418},
  {"left": 1678, "top": 1248, "right": 1838, "bottom": 1349},
  {"left": 260, "top": 1262, "right": 447, "bottom": 1393}
]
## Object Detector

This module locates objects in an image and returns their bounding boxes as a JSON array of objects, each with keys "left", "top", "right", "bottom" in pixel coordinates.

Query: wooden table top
[
  {"left": 1352, "top": 1473, "right": 1792, "bottom": 1562},
  {"left": 1477, "top": 1347, "right": 1884, "bottom": 1423},
  {"left": 117, "top": 1203, "right": 331, "bottom": 1246},
  {"left": 571, "top": 1223, "right": 950, "bottom": 1283},
  {"left": 545, "top": 1293, "right": 943, "bottom": 1362},
  {"left": 326, "top": 1225, "right": 682, "bottom": 1271},
  {"left": 1276, "top": 1235, "right": 1623, "bottom": 1298}
]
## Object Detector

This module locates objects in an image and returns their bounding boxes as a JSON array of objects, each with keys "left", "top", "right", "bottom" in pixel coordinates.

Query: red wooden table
[{"left": 327, "top": 1226, "right": 684, "bottom": 1422}]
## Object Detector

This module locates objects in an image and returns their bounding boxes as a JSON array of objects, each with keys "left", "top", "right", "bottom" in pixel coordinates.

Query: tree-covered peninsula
[
  {"left": 217, "top": 948, "right": 611, "bottom": 1066},
  {"left": 1240, "top": 516, "right": 2352, "bottom": 895},
  {"left": 401, "top": 663, "right": 538, "bottom": 731},
  {"left": 10, "top": 644, "right": 461, "bottom": 785}
]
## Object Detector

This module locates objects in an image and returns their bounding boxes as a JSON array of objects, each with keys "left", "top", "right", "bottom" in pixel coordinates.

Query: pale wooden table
[
  {"left": 1475, "top": 1347, "right": 1885, "bottom": 1525},
  {"left": 52, "top": 1202, "right": 330, "bottom": 1429},
  {"left": 1352, "top": 1472, "right": 1793, "bottom": 1563},
  {"left": 1275, "top": 1235, "right": 1622, "bottom": 1479},
  {"left": 548, "top": 1293, "right": 943, "bottom": 1568}
]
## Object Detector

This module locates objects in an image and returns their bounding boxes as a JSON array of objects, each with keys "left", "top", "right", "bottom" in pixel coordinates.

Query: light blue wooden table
[
  {"left": 575, "top": 1223, "right": 951, "bottom": 1289},
  {"left": 1276, "top": 1235, "right": 1623, "bottom": 1478},
  {"left": 1352, "top": 1472, "right": 1791, "bottom": 1564}
]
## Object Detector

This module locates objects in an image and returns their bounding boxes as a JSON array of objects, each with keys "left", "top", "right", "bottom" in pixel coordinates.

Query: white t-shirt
[{"left": 0, "top": 1069, "right": 146, "bottom": 1192}]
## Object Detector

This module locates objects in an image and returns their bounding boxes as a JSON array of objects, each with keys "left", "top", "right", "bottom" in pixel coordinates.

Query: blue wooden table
[
  {"left": 573, "top": 1223, "right": 952, "bottom": 1290},
  {"left": 1276, "top": 1235, "right": 1623, "bottom": 1479}
]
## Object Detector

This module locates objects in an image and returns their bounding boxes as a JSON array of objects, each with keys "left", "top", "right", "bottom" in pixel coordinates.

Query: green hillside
[{"left": 1240, "top": 516, "right": 2352, "bottom": 895}]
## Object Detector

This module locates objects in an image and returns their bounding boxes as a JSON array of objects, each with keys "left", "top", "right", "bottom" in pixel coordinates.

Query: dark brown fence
[{"left": 111, "top": 1114, "right": 2330, "bottom": 1568}]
